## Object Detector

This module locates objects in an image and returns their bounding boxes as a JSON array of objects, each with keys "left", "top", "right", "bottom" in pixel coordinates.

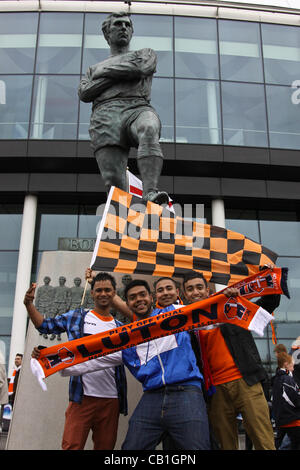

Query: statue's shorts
[{"left": 89, "top": 98, "right": 161, "bottom": 153}]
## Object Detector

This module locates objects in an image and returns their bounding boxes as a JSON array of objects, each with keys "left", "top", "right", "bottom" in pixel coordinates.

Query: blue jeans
[{"left": 122, "top": 384, "right": 210, "bottom": 450}]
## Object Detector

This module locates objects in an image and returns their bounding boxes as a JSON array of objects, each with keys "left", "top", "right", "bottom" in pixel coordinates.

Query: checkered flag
[{"left": 91, "top": 187, "right": 278, "bottom": 285}]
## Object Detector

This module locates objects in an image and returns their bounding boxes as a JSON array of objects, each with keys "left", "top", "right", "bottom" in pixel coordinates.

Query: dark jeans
[
  {"left": 286, "top": 427, "right": 300, "bottom": 450},
  {"left": 122, "top": 384, "right": 210, "bottom": 450}
]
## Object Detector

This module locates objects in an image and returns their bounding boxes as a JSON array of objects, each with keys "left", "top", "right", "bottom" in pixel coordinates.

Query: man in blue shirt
[{"left": 60, "top": 278, "right": 210, "bottom": 450}]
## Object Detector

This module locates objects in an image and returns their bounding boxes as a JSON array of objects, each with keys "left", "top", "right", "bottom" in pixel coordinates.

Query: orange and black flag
[{"left": 91, "top": 187, "right": 278, "bottom": 285}]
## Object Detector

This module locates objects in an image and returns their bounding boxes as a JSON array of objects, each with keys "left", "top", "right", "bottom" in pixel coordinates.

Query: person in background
[
  {"left": 8, "top": 353, "right": 22, "bottom": 408},
  {"left": 0, "top": 350, "right": 8, "bottom": 431},
  {"left": 272, "top": 352, "right": 300, "bottom": 450}
]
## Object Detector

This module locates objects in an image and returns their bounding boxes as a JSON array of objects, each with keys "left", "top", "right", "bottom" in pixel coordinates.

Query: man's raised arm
[{"left": 23, "top": 283, "right": 44, "bottom": 328}]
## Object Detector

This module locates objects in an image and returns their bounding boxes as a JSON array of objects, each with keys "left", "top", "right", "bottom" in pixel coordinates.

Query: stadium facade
[{"left": 0, "top": 0, "right": 300, "bottom": 375}]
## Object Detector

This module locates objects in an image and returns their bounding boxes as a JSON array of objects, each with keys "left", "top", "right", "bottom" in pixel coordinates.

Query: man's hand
[
  {"left": 85, "top": 267, "right": 94, "bottom": 284},
  {"left": 31, "top": 346, "right": 46, "bottom": 360},
  {"left": 24, "top": 283, "right": 37, "bottom": 306},
  {"left": 260, "top": 263, "right": 275, "bottom": 271},
  {"left": 223, "top": 287, "right": 240, "bottom": 298}
]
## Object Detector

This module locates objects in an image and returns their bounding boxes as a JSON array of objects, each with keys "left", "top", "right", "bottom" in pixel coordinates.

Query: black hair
[
  {"left": 182, "top": 271, "right": 208, "bottom": 289},
  {"left": 124, "top": 279, "right": 151, "bottom": 300},
  {"left": 153, "top": 277, "right": 178, "bottom": 291},
  {"left": 91, "top": 272, "right": 116, "bottom": 290}
]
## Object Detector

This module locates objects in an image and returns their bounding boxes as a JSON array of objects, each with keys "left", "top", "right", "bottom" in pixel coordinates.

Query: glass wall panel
[
  {"left": 176, "top": 79, "right": 221, "bottom": 144},
  {"left": 275, "top": 322, "right": 300, "bottom": 340},
  {"left": 35, "top": 206, "right": 78, "bottom": 251},
  {"left": 81, "top": 13, "right": 109, "bottom": 75},
  {"left": 219, "top": 20, "right": 263, "bottom": 83},
  {"left": 78, "top": 205, "right": 100, "bottom": 238},
  {"left": 131, "top": 14, "right": 173, "bottom": 77},
  {"left": 221, "top": 82, "right": 268, "bottom": 147},
  {"left": 262, "top": 23, "right": 300, "bottom": 85},
  {"left": 30, "top": 75, "right": 79, "bottom": 139},
  {"left": 36, "top": 12, "right": 83, "bottom": 74},
  {"left": 78, "top": 101, "right": 92, "bottom": 140},
  {"left": 259, "top": 211, "right": 300, "bottom": 256},
  {"left": 174, "top": 17, "right": 218, "bottom": 79},
  {"left": 152, "top": 78, "right": 174, "bottom": 142},
  {"left": 0, "top": 252, "right": 18, "bottom": 318},
  {"left": 0, "top": 337, "right": 10, "bottom": 370},
  {"left": 266, "top": 85, "right": 300, "bottom": 150},
  {"left": 273, "top": 257, "right": 300, "bottom": 322},
  {"left": 0, "top": 206, "right": 22, "bottom": 250},
  {"left": 0, "top": 75, "right": 33, "bottom": 139},
  {"left": 0, "top": 12, "right": 38, "bottom": 74},
  {"left": 225, "top": 209, "right": 260, "bottom": 243},
  {"left": 253, "top": 338, "right": 269, "bottom": 364}
]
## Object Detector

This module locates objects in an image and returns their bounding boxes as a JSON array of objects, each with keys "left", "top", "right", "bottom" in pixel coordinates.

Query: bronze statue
[
  {"left": 69, "top": 277, "right": 84, "bottom": 310},
  {"left": 79, "top": 12, "right": 169, "bottom": 205},
  {"left": 35, "top": 276, "right": 54, "bottom": 339},
  {"left": 51, "top": 276, "right": 71, "bottom": 340}
]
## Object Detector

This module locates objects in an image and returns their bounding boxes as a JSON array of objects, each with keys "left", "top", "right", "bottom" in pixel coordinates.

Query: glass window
[
  {"left": 266, "top": 85, "right": 300, "bottom": 150},
  {"left": 252, "top": 338, "right": 270, "bottom": 363},
  {"left": 175, "top": 17, "right": 218, "bottom": 79},
  {"left": 0, "top": 75, "right": 33, "bottom": 139},
  {"left": 262, "top": 23, "right": 300, "bottom": 85},
  {"left": 30, "top": 75, "right": 79, "bottom": 140},
  {"left": 36, "top": 12, "right": 83, "bottom": 74},
  {"left": 81, "top": 13, "right": 110, "bottom": 74},
  {"left": 152, "top": 78, "right": 174, "bottom": 142},
  {"left": 78, "top": 100, "right": 92, "bottom": 140},
  {"left": 225, "top": 210, "right": 260, "bottom": 243},
  {"left": 35, "top": 206, "right": 78, "bottom": 251},
  {"left": 78, "top": 205, "right": 100, "bottom": 238},
  {"left": 0, "top": 12, "right": 38, "bottom": 74},
  {"left": 131, "top": 14, "right": 173, "bottom": 77},
  {"left": 0, "top": 206, "right": 23, "bottom": 250},
  {"left": 176, "top": 79, "right": 221, "bottom": 144},
  {"left": 219, "top": 20, "right": 263, "bottom": 83},
  {"left": 221, "top": 82, "right": 268, "bottom": 147},
  {"left": 259, "top": 211, "right": 300, "bottom": 256},
  {"left": 275, "top": 321, "right": 300, "bottom": 340},
  {"left": 0, "top": 252, "right": 19, "bottom": 318}
]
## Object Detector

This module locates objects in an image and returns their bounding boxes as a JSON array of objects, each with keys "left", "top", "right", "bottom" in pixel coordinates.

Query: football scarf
[
  {"left": 90, "top": 186, "right": 278, "bottom": 285},
  {"left": 8, "top": 369, "right": 17, "bottom": 395},
  {"left": 212, "top": 266, "right": 289, "bottom": 300},
  {"left": 31, "top": 268, "right": 288, "bottom": 388}
]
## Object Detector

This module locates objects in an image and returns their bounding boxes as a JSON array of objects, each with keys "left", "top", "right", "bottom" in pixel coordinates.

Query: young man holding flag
[{"left": 24, "top": 273, "right": 127, "bottom": 450}]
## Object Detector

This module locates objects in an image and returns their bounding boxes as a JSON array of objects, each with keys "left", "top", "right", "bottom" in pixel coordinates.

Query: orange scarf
[
  {"left": 8, "top": 369, "right": 16, "bottom": 395},
  {"left": 33, "top": 295, "right": 272, "bottom": 381},
  {"left": 32, "top": 267, "right": 288, "bottom": 382}
]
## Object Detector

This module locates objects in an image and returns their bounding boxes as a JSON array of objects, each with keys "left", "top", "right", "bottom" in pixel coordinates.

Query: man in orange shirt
[{"left": 182, "top": 270, "right": 279, "bottom": 450}]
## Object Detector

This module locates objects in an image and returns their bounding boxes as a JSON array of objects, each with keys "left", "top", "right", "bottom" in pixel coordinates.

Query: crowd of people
[{"left": 19, "top": 264, "right": 300, "bottom": 451}]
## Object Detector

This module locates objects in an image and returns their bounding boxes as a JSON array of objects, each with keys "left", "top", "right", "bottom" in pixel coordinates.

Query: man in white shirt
[{"left": 24, "top": 272, "right": 127, "bottom": 450}]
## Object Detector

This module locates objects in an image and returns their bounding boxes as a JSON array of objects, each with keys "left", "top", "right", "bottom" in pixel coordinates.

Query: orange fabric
[
  {"left": 281, "top": 420, "right": 300, "bottom": 428},
  {"left": 90, "top": 310, "right": 114, "bottom": 322},
  {"left": 36, "top": 292, "right": 269, "bottom": 379},
  {"left": 8, "top": 369, "right": 16, "bottom": 395},
  {"left": 201, "top": 327, "right": 242, "bottom": 386}
]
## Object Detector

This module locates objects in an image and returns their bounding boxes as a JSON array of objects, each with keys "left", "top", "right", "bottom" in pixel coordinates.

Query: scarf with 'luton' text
[{"left": 30, "top": 267, "right": 289, "bottom": 388}]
